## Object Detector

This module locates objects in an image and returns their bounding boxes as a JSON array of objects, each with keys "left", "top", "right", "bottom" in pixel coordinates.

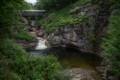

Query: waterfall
[{"left": 35, "top": 37, "right": 47, "bottom": 50}]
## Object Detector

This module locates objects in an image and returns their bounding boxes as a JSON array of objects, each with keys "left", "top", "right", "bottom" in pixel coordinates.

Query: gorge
[
  {"left": 21, "top": 8, "right": 104, "bottom": 80},
  {"left": 18, "top": 0, "right": 120, "bottom": 80},
  {"left": 1, "top": 0, "right": 120, "bottom": 80}
]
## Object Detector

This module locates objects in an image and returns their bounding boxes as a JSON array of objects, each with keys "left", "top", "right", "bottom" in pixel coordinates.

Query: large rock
[{"left": 48, "top": 24, "right": 94, "bottom": 53}]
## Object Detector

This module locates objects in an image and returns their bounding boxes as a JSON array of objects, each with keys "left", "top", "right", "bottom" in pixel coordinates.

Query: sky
[{"left": 25, "top": 0, "right": 37, "bottom": 4}]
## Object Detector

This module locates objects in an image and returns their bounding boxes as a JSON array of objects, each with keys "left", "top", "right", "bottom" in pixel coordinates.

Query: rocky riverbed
[{"left": 65, "top": 68, "right": 102, "bottom": 80}]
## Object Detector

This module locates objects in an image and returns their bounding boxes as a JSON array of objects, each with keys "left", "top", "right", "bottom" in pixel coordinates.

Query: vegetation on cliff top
[{"left": 36, "top": 0, "right": 91, "bottom": 32}]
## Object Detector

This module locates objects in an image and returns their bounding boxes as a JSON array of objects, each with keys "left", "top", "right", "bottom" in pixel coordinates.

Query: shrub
[
  {"left": 11, "top": 55, "right": 62, "bottom": 80},
  {"left": 102, "top": 10, "right": 120, "bottom": 76},
  {"left": 15, "top": 31, "right": 34, "bottom": 41},
  {"left": 0, "top": 39, "right": 68, "bottom": 80}
]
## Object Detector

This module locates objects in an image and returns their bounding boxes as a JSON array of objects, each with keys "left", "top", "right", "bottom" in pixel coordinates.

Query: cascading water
[
  {"left": 30, "top": 37, "right": 48, "bottom": 55},
  {"left": 35, "top": 37, "right": 47, "bottom": 50}
]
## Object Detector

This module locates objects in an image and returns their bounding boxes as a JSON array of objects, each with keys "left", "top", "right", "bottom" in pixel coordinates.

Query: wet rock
[{"left": 65, "top": 68, "right": 102, "bottom": 80}]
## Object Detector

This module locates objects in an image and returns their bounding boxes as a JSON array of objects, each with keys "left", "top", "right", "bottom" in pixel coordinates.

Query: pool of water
[
  {"left": 48, "top": 47, "right": 103, "bottom": 80},
  {"left": 30, "top": 47, "right": 103, "bottom": 80},
  {"left": 49, "top": 47, "right": 102, "bottom": 69}
]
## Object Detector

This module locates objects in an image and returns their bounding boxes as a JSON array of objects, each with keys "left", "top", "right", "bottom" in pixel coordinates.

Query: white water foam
[{"left": 35, "top": 37, "right": 47, "bottom": 50}]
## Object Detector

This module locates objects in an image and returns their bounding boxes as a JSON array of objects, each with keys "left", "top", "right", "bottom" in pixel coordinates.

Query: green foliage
[
  {"left": 36, "top": 0, "right": 78, "bottom": 10},
  {"left": 110, "top": 0, "right": 120, "bottom": 10},
  {"left": 0, "top": 39, "right": 67, "bottom": 80},
  {"left": 91, "top": 0, "right": 120, "bottom": 9},
  {"left": 73, "top": 0, "right": 91, "bottom": 6},
  {"left": 20, "top": 55, "right": 64, "bottom": 80},
  {"left": 0, "top": 39, "right": 28, "bottom": 80},
  {"left": 102, "top": 10, "right": 120, "bottom": 76},
  {"left": 37, "top": 0, "right": 90, "bottom": 32},
  {"left": 23, "top": 3, "right": 34, "bottom": 10},
  {"left": 14, "top": 55, "right": 63, "bottom": 80},
  {"left": 0, "top": 0, "right": 68, "bottom": 80},
  {"left": 12, "top": 21, "right": 35, "bottom": 41},
  {"left": 15, "top": 31, "right": 34, "bottom": 41},
  {"left": 0, "top": 0, "right": 28, "bottom": 38}
]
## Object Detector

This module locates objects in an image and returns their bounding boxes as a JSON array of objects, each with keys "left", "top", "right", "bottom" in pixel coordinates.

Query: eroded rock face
[{"left": 48, "top": 24, "right": 94, "bottom": 53}]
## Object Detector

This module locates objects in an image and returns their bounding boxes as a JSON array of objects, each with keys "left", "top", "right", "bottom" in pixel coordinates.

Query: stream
[
  {"left": 29, "top": 37, "right": 103, "bottom": 80},
  {"left": 22, "top": 9, "right": 104, "bottom": 80}
]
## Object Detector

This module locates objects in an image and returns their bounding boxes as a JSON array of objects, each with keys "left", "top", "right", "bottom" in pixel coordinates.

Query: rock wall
[
  {"left": 48, "top": 24, "right": 94, "bottom": 53},
  {"left": 48, "top": 2, "right": 111, "bottom": 54}
]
